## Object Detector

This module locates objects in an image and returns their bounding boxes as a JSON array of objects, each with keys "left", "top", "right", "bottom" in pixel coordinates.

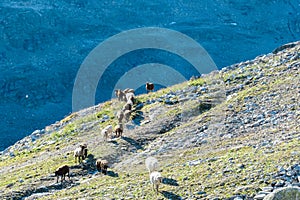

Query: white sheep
[
  {"left": 150, "top": 171, "right": 163, "bottom": 194},
  {"left": 123, "top": 88, "right": 135, "bottom": 94},
  {"left": 145, "top": 157, "right": 159, "bottom": 173},
  {"left": 102, "top": 125, "right": 113, "bottom": 141},
  {"left": 74, "top": 144, "right": 86, "bottom": 164},
  {"left": 125, "top": 92, "right": 135, "bottom": 103}
]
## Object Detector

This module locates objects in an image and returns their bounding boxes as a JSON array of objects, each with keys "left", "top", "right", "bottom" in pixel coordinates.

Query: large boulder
[{"left": 264, "top": 187, "right": 300, "bottom": 200}]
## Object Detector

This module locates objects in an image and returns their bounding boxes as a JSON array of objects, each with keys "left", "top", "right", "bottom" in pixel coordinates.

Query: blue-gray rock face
[{"left": 0, "top": 0, "right": 299, "bottom": 150}]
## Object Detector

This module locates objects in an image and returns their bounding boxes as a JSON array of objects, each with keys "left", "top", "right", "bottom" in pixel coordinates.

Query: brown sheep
[
  {"left": 55, "top": 165, "right": 70, "bottom": 183},
  {"left": 146, "top": 82, "right": 154, "bottom": 93},
  {"left": 83, "top": 148, "right": 88, "bottom": 159},
  {"left": 114, "top": 123, "right": 123, "bottom": 137},
  {"left": 115, "top": 89, "right": 126, "bottom": 101},
  {"left": 124, "top": 110, "right": 131, "bottom": 121},
  {"left": 116, "top": 110, "right": 124, "bottom": 123},
  {"left": 96, "top": 159, "right": 109, "bottom": 175},
  {"left": 80, "top": 143, "right": 88, "bottom": 159}
]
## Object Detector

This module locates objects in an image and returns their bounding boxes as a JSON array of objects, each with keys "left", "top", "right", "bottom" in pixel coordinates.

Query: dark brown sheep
[
  {"left": 114, "top": 123, "right": 123, "bottom": 137},
  {"left": 83, "top": 148, "right": 88, "bottom": 159},
  {"left": 146, "top": 82, "right": 154, "bottom": 93},
  {"left": 55, "top": 165, "right": 70, "bottom": 183},
  {"left": 96, "top": 159, "right": 109, "bottom": 175}
]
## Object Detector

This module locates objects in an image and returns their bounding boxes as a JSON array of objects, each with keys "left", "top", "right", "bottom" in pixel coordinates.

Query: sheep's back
[
  {"left": 145, "top": 157, "right": 159, "bottom": 173},
  {"left": 104, "top": 125, "right": 113, "bottom": 132},
  {"left": 74, "top": 147, "right": 83, "bottom": 156},
  {"left": 56, "top": 165, "right": 69, "bottom": 175}
]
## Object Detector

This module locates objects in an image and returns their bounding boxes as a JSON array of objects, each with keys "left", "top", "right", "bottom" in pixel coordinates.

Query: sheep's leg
[
  {"left": 56, "top": 176, "right": 59, "bottom": 183},
  {"left": 156, "top": 184, "right": 159, "bottom": 194}
]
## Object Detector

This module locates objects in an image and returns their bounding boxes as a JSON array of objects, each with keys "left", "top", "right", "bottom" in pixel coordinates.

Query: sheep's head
[{"left": 158, "top": 176, "right": 163, "bottom": 183}]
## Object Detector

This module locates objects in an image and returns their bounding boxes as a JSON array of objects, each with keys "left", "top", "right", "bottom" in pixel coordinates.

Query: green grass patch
[{"left": 188, "top": 77, "right": 206, "bottom": 86}]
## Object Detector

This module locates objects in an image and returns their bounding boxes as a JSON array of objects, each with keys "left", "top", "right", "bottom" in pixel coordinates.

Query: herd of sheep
[{"left": 55, "top": 82, "right": 164, "bottom": 194}]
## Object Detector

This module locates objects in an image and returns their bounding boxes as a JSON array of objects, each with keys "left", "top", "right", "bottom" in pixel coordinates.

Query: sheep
[
  {"left": 96, "top": 159, "right": 109, "bottom": 175},
  {"left": 55, "top": 165, "right": 70, "bottom": 183},
  {"left": 145, "top": 157, "right": 159, "bottom": 173},
  {"left": 127, "top": 99, "right": 134, "bottom": 106},
  {"left": 79, "top": 143, "right": 88, "bottom": 159},
  {"left": 122, "top": 102, "right": 132, "bottom": 111},
  {"left": 150, "top": 171, "right": 163, "bottom": 194},
  {"left": 146, "top": 82, "right": 154, "bottom": 93},
  {"left": 115, "top": 89, "right": 126, "bottom": 101},
  {"left": 116, "top": 110, "right": 124, "bottom": 123},
  {"left": 125, "top": 92, "right": 135, "bottom": 103},
  {"left": 102, "top": 125, "right": 113, "bottom": 141},
  {"left": 123, "top": 110, "right": 131, "bottom": 121},
  {"left": 123, "top": 88, "right": 135, "bottom": 94},
  {"left": 114, "top": 123, "right": 123, "bottom": 137},
  {"left": 74, "top": 144, "right": 87, "bottom": 164},
  {"left": 83, "top": 148, "right": 88, "bottom": 159}
]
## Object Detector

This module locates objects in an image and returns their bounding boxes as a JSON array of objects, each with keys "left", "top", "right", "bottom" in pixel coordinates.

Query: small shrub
[{"left": 188, "top": 78, "right": 206, "bottom": 86}]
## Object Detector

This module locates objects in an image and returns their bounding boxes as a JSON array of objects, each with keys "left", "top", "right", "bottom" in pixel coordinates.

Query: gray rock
[
  {"left": 254, "top": 193, "right": 266, "bottom": 199},
  {"left": 262, "top": 187, "right": 274, "bottom": 192},
  {"left": 263, "top": 187, "right": 300, "bottom": 200},
  {"left": 233, "top": 196, "right": 244, "bottom": 200},
  {"left": 275, "top": 180, "right": 285, "bottom": 187}
]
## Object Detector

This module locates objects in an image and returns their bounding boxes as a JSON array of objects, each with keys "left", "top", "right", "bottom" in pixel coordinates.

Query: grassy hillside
[{"left": 0, "top": 41, "right": 299, "bottom": 200}]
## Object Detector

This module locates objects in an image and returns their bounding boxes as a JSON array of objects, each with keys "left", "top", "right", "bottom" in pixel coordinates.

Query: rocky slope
[
  {"left": 0, "top": 41, "right": 299, "bottom": 199},
  {"left": 1, "top": 0, "right": 300, "bottom": 150}
]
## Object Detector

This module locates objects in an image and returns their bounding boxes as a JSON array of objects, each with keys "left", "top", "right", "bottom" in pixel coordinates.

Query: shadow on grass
[
  {"left": 161, "top": 190, "right": 181, "bottom": 200},
  {"left": 162, "top": 177, "right": 179, "bottom": 186},
  {"left": 107, "top": 170, "right": 119, "bottom": 177},
  {"left": 122, "top": 136, "right": 143, "bottom": 150}
]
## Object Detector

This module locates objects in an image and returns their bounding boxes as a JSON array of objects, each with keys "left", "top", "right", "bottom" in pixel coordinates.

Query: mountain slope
[
  {"left": 1, "top": 0, "right": 300, "bottom": 150},
  {"left": 0, "top": 41, "right": 299, "bottom": 199}
]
